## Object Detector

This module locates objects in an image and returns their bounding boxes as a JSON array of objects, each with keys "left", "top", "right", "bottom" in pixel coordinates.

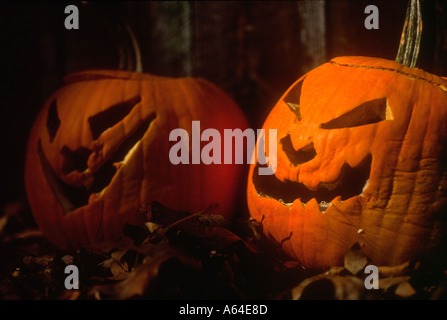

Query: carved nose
[
  {"left": 280, "top": 134, "right": 316, "bottom": 166},
  {"left": 60, "top": 145, "right": 91, "bottom": 175}
]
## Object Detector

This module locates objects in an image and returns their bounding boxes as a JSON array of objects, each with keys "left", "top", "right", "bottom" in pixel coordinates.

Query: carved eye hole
[
  {"left": 88, "top": 95, "right": 142, "bottom": 140},
  {"left": 284, "top": 77, "right": 305, "bottom": 121},
  {"left": 280, "top": 134, "right": 316, "bottom": 166},
  {"left": 320, "top": 98, "right": 393, "bottom": 129},
  {"left": 46, "top": 100, "right": 60, "bottom": 142}
]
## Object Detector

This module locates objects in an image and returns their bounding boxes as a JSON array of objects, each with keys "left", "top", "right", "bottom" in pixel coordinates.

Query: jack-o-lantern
[
  {"left": 247, "top": 56, "right": 447, "bottom": 268},
  {"left": 25, "top": 69, "right": 248, "bottom": 250}
]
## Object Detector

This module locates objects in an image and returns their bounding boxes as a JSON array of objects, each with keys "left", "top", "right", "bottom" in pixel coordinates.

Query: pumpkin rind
[
  {"left": 247, "top": 56, "right": 447, "bottom": 268},
  {"left": 26, "top": 70, "right": 248, "bottom": 250}
]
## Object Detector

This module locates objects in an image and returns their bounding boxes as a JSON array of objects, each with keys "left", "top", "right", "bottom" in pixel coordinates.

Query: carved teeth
[
  {"left": 281, "top": 197, "right": 346, "bottom": 213},
  {"left": 319, "top": 201, "right": 330, "bottom": 213},
  {"left": 318, "top": 197, "right": 343, "bottom": 213}
]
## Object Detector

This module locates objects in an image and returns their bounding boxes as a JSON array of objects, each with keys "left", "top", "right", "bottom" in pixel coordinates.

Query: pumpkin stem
[
  {"left": 121, "top": 21, "right": 143, "bottom": 73},
  {"left": 106, "top": 15, "right": 143, "bottom": 73},
  {"left": 395, "top": 0, "right": 422, "bottom": 68},
  {"left": 85, "top": 3, "right": 143, "bottom": 73}
]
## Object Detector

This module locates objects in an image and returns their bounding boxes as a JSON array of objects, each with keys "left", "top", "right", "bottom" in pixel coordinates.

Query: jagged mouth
[{"left": 252, "top": 154, "right": 372, "bottom": 212}]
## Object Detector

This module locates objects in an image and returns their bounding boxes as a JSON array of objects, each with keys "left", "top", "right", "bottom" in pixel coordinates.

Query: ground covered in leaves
[{"left": 1, "top": 200, "right": 447, "bottom": 300}]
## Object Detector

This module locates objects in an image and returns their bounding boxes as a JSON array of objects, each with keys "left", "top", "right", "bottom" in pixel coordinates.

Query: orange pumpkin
[
  {"left": 25, "top": 69, "right": 248, "bottom": 250},
  {"left": 247, "top": 56, "right": 447, "bottom": 268}
]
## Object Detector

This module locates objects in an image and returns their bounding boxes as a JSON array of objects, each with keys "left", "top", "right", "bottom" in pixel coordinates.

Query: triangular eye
[
  {"left": 46, "top": 100, "right": 60, "bottom": 142},
  {"left": 284, "top": 77, "right": 305, "bottom": 121},
  {"left": 88, "top": 95, "right": 141, "bottom": 140},
  {"left": 320, "top": 98, "right": 393, "bottom": 129}
]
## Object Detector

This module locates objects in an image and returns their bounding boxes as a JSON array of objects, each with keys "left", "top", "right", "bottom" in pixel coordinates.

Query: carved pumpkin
[
  {"left": 25, "top": 69, "right": 248, "bottom": 250},
  {"left": 247, "top": 56, "right": 447, "bottom": 268}
]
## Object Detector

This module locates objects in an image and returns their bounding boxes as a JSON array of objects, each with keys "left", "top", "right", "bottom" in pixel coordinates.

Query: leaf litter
[{"left": 1, "top": 200, "right": 447, "bottom": 300}]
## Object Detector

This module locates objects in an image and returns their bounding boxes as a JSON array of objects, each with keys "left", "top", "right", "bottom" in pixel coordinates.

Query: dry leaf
[
  {"left": 89, "top": 245, "right": 201, "bottom": 299},
  {"left": 109, "top": 261, "right": 130, "bottom": 281},
  {"left": 99, "top": 250, "right": 131, "bottom": 281},
  {"left": 344, "top": 243, "right": 368, "bottom": 275},
  {"left": 61, "top": 255, "right": 74, "bottom": 265},
  {"left": 378, "top": 276, "right": 411, "bottom": 292},
  {"left": 22, "top": 255, "right": 54, "bottom": 269},
  {"left": 0, "top": 215, "right": 8, "bottom": 236},
  {"left": 377, "top": 260, "right": 413, "bottom": 277},
  {"left": 326, "top": 266, "right": 345, "bottom": 275},
  {"left": 291, "top": 274, "right": 364, "bottom": 300},
  {"left": 58, "top": 289, "right": 81, "bottom": 300},
  {"left": 395, "top": 281, "right": 417, "bottom": 298},
  {"left": 145, "top": 221, "right": 161, "bottom": 234}
]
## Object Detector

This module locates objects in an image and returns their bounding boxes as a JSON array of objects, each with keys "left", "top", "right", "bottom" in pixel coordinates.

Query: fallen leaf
[
  {"left": 378, "top": 260, "right": 413, "bottom": 277},
  {"left": 344, "top": 243, "right": 368, "bottom": 275},
  {"left": 395, "top": 281, "right": 417, "bottom": 298},
  {"left": 109, "top": 261, "right": 130, "bottom": 281},
  {"left": 22, "top": 255, "right": 54, "bottom": 269},
  {"left": 89, "top": 244, "right": 201, "bottom": 299},
  {"left": 0, "top": 215, "right": 8, "bottom": 236},
  {"left": 145, "top": 221, "right": 161, "bottom": 234},
  {"left": 58, "top": 289, "right": 81, "bottom": 300},
  {"left": 99, "top": 250, "right": 131, "bottom": 281},
  {"left": 291, "top": 274, "right": 364, "bottom": 300},
  {"left": 61, "top": 255, "right": 74, "bottom": 265},
  {"left": 327, "top": 266, "right": 346, "bottom": 275},
  {"left": 378, "top": 276, "right": 411, "bottom": 292}
]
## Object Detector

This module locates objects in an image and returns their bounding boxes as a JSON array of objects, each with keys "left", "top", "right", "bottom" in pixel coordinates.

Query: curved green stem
[
  {"left": 113, "top": 19, "right": 143, "bottom": 73},
  {"left": 124, "top": 23, "right": 143, "bottom": 73},
  {"left": 396, "top": 0, "right": 423, "bottom": 68}
]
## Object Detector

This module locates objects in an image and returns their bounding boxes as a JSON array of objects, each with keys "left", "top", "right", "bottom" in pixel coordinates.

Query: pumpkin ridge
[
  {"left": 329, "top": 60, "right": 447, "bottom": 93},
  {"left": 382, "top": 107, "right": 415, "bottom": 210},
  {"left": 392, "top": 80, "right": 435, "bottom": 210}
]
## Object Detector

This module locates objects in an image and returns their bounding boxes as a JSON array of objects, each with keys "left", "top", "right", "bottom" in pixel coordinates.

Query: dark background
[{"left": 1, "top": 0, "right": 447, "bottom": 211}]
